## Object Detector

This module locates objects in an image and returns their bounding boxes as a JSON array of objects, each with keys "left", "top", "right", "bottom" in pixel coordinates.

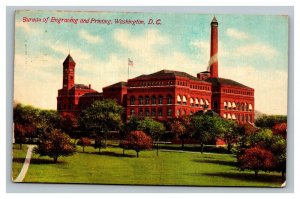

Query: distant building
[{"left": 57, "top": 16, "right": 255, "bottom": 123}]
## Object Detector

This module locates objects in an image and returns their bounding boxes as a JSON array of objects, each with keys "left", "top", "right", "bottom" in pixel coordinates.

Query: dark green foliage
[{"left": 255, "top": 115, "right": 287, "bottom": 128}]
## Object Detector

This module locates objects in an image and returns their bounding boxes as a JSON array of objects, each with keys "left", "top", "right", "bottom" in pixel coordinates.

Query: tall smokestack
[{"left": 209, "top": 16, "right": 218, "bottom": 78}]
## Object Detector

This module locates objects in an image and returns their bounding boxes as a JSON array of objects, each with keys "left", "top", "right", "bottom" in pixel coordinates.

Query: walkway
[{"left": 14, "top": 145, "right": 35, "bottom": 182}]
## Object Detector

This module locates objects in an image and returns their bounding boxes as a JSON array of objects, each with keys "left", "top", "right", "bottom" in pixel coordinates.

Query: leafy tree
[
  {"left": 237, "top": 146, "right": 275, "bottom": 178},
  {"left": 61, "top": 114, "right": 79, "bottom": 141},
  {"left": 77, "top": 137, "right": 91, "bottom": 152},
  {"left": 272, "top": 122, "right": 287, "bottom": 138},
  {"left": 247, "top": 129, "right": 273, "bottom": 149},
  {"left": 270, "top": 135, "right": 286, "bottom": 181},
  {"left": 214, "top": 119, "right": 239, "bottom": 153},
  {"left": 120, "top": 131, "right": 152, "bottom": 158},
  {"left": 34, "top": 129, "right": 76, "bottom": 163},
  {"left": 14, "top": 123, "right": 36, "bottom": 149},
  {"left": 255, "top": 115, "right": 287, "bottom": 129},
  {"left": 94, "top": 136, "right": 107, "bottom": 153},
  {"left": 80, "top": 99, "right": 123, "bottom": 151},
  {"left": 170, "top": 117, "right": 190, "bottom": 150},
  {"left": 190, "top": 115, "right": 218, "bottom": 154},
  {"left": 137, "top": 117, "right": 165, "bottom": 156}
]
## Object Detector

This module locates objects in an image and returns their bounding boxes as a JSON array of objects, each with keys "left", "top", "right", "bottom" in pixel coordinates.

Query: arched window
[
  {"left": 195, "top": 98, "right": 199, "bottom": 107},
  {"left": 232, "top": 114, "right": 236, "bottom": 120},
  {"left": 130, "top": 96, "right": 135, "bottom": 105},
  {"left": 145, "top": 95, "right": 150, "bottom": 105},
  {"left": 223, "top": 113, "right": 226, "bottom": 118},
  {"left": 158, "top": 95, "right": 163, "bottom": 104},
  {"left": 167, "top": 95, "right": 172, "bottom": 104},
  {"left": 177, "top": 109, "right": 181, "bottom": 117},
  {"left": 158, "top": 108, "right": 163, "bottom": 117},
  {"left": 200, "top": 99, "right": 204, "bottom": 107},
  {"left": 228, "top": 102, "right": 232, "bottom": 109},
  {"left": 224, "top": 101, "right": 227, "bottom": 109},
  {"left": 205, "top": 99, "right": 209, "bottom": 108},
  {"left": 152, "top": 95, "right": 156, "bottom": 105},
  {"left": 167, "top": 108, "right": 172, "bottom": 116},
  {"left": 145, "top": 109, "right": 149, "bottom": 116},
  {"left": 249, "top": 104, "right": 253, "bottom": 111},
  {"left": 139, "top": 108, "right": 143, "bottom": 117},
  {"left": 241, "top": 103, "right": 245, "bottom": 111},
  {"left": 182, "top": 96, "right": 187, "bottom": 105},
  {"left": 138, "top": 96, "right": 143, "bottom": 105},
  {"left": 130, "top": 109, "right": 135, "bottom": 116},
  {"left": 237, "top": 102, "right": 240, "bottom": 110},
  {"left": 227, "top": 113, "right": 231, "bottom": 120},
  {"left": 177, "top": 95, "right": 181, "bottom": 104},
  {"left": 151, "top": 108, "right": 156, "bottom": 117},
  {"left": 232, "top": 102, "right": 236, "bottom": 110},
  {"left": 190, "top": 98, "right": 194, "bottom": 106},
  {"left": 245, "top": 103, "right": 249, "bottom": 111}
]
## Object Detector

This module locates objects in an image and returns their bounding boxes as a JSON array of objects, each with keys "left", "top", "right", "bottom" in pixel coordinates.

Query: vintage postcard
[{"left": 13, "top": 10, "right": 288, "bottom": 187}]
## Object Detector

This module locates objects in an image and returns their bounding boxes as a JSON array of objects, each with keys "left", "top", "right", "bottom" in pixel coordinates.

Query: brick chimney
[{"left": 209, "top": 16, "right": 218, "bottom": 78}]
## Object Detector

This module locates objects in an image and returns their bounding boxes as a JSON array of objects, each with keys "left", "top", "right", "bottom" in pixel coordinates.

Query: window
[
  {"left": 138, "top": 96, "right": 143, "bottom": 105},
  {"left": 177, "top": 95, "right": 181, "bottom": 104},
  {"left": 151, "top": 108, "right": 156, "bottom": 117},
  {"left": 177, "top": 109, "right": 181, "bottom": 117},
  {"left": 130, "top": 109, "right": 135, "bottom": 116},
  {"left": 130, "top": 96, "right": 135, "bottom": 105},
  {"left": 249, "top": 104, "right": 253, "bottom": 111},
  {"left": 145, "top": 109, "right": 150, "bottom": 116},
  {"left": 195, "top": 98, "right": 199, "bottom": 107},
  {"left": 182, "top": 96, "right": 187, "bottom": 105},
  {"left": 167, "top": 95, "right": 172, "bottom": 104},
  {"left": 190, "top": 98, "right": 194, "bottom": 107},
  {"left": 158, "top": 95, "right": 163, "bottom": 104},
  {"left": 237, "top": 102, "right": 240, "bottom": 110},
  {"left": 224, "top": 101, "right": 227, "bottom": 109},
  {"left": 245, "top": 103, "right": 249, "bottom": 111},
  {"left": 200, "top": 99, "right": 204, "bottom": 107},
  {"left": 139, "top": 109, "right": 143, "bottom": 117},
  {"left": 152, "top": 95, "right": 156, "bottom": 105},
  {"left": 69, "top": 103, "right": 73, "bottom": 110},
  {"left": 241, "top": 103, "right": 245, "bottom": 111},
  {"left": 167, "top": 109, "right": 172, "bottom": 116},
  {"left": 145, "top": 96, "right": 150, "bottom": 104},
  {"left": 158, "top": 109, "right": 163, "bottom": 117}
]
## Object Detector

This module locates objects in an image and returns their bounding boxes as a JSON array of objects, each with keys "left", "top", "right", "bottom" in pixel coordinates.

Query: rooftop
[{"left": 205, "top": 77, "right": 251, "bottom": 89}]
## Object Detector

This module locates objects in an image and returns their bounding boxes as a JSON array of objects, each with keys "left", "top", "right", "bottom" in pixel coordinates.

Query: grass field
[
  {"left": 12, "top": 144, "right": 283, "bottom": 187},
  {"left": 12, "top": 144, "right": 28, "bottom": 180}
]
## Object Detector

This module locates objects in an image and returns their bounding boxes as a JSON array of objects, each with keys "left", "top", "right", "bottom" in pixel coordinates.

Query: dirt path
[{"left": 14, "top": 145, "right": 35, "bottom": 182}]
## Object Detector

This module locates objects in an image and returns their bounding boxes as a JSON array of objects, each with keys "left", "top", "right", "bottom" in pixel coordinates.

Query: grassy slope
[
  {"left": 12, "top": 144, "right": 28, "bottom": 180},
  {"left": 20, "top": 146, "right": 282, "bottom": 187}
]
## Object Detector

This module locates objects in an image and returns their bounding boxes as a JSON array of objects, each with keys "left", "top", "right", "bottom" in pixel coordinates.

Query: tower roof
[
  {"left": 211, "top": 16, "right": 218, "bottom": 25},
  {"left": 63, "top": 54, "right": 75, "bottom": 64}
]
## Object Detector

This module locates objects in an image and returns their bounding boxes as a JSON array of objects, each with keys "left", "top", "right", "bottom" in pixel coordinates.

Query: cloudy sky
[{"left": 14, "top": 10, "right": 288, "bottom": 115}]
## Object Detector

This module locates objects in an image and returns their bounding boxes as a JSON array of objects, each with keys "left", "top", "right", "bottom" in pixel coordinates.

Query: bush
[{"left": 77, "top": 137, "right": 92, "bottom": 152}]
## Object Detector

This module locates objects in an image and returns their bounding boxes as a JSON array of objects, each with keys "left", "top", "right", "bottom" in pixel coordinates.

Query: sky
[{"left": 14, "top": 10, "right": 288, "bottom": 115}]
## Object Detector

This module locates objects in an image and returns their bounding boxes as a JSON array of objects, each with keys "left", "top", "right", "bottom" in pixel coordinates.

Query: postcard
[{"left": 12, "top": 10, "right": 288, "bottom": 187}]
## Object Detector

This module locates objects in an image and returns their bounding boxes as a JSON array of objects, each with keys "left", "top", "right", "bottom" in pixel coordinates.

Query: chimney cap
[{"left": 211, "top": 16, "right": 218, "bottom": 25}]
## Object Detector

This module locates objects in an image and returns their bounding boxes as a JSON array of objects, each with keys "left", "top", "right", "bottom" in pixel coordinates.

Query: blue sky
[{"left": 14, "top": 10, "right": 288, "bottom": 114}]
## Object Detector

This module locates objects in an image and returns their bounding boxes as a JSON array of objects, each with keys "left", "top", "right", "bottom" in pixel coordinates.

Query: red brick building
[{"left": 57, "top": 16, "right": 255, "bottom": 123}]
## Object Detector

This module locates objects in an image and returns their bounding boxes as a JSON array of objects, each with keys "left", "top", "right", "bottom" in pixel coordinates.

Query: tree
[
  {"left": 34, "top": 129, "right": 76, "bottom": 163},
  {"left": 190, "top": 115, "right": 218, "bottom": 154},
  {"left": 94, "top": 136, "right": 106, "bottom": 153},
  {"left": 120, "top": 131, "right": 152, "bottom": 158},
  {"left": 137, "top": 117, "right": 165, "bottom": 156},
  {"left": 237, "top": 146, "right": 275, "bottom": 178},
  {"left": 272, "top": 122, "right": 287, "bottom": 138},
  {"left": 255, "top": 115, "right": 287, "bottom": 129},
  {"left": 77, "top": 137, "right": 91, "bottom": 152},
  {"left": 214, "top": 119, "right": 239, "bottom": 153},
  {"left": 61, "top": 114, "right": 79, "bottom": 142},
  {"left": 170, "top": 117, "right": 190, "bottom": 150},
  {"left": 270, "top": 135, "right": 286, "bottom": 181},
  {"left": 80, "top": 99, "right": 123, "bottom": 151}
]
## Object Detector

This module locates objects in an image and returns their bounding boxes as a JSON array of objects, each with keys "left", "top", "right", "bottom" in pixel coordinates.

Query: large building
[{"left": 57, "top": 16, "right": 255, "bottom": 123}]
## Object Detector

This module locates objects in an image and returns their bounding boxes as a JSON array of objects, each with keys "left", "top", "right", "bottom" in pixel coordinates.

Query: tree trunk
[
  {"left": 83, "top": 146, "right": 85, "bottom": 153},
  {"left": 254, "top": 170, "right": 258, "bottom": 179},
  {"left": 157, "top": 142, "right": 159, "bottom": 156},
  {"left": 136, "top": 151, "right": 139, "bottom": 158},
  {"left": 53, "top": 156, "right": 58, "bottom": 163},
  {"left": 99, "top": 147, "right": 101, "bottom": 153},
  {"left": 201, "top": 143, "right": 204, "bottom": 154},
  {"left": 123, "top": 148, "right": 125, "bottom": 155},
  {"left": 19, "top": 143, "right": 22, "bottom": 150},
  {"left": 227, "top": 143, "right": 232, "bottom": 153},
  {"left": 181, "top": 139, "right": 184, "bottom": 150}
]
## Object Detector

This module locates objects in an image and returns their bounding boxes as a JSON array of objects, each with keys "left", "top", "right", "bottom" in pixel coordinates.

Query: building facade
[{"left": 57, "top": 16, "right": 255, "bottom": 123}]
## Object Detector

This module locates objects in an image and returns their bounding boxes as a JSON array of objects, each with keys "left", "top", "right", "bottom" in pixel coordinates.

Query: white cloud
[
  {"left": 226, "top": 28, "right": 251, "bottom": 40},
  {"left": 15, "top": 21, "right": 40, "bottom": 35},
  {"left": 78, "top": 30, "right": 102, "bottom": 44},
  {"left": 231, "top": 43, "right": 279, "bottom": 58}
]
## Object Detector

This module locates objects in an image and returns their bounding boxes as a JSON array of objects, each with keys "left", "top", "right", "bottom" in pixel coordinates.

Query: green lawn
[
  {"left": 12, "top": 144, "right": 28, "bottom": 180},
  {"left": 15, "top": 145, "right": 282, "bottom": 187}
]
